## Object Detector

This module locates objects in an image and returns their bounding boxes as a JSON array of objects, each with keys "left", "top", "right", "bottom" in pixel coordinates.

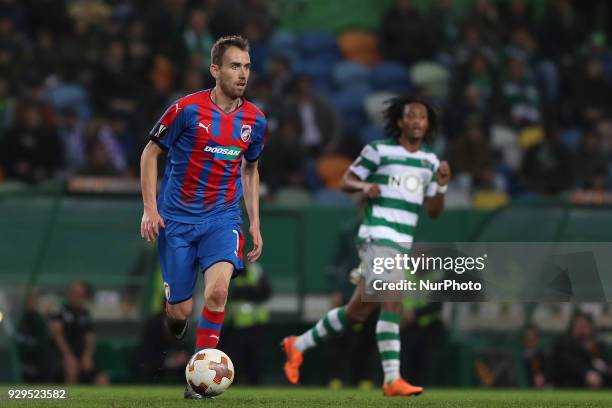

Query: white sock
[
  {"left": 294, "top": 306, "right": 347, "bottom": 352},
  {"left": 377, "top": 311, "right": 401, "bottom": 384}
]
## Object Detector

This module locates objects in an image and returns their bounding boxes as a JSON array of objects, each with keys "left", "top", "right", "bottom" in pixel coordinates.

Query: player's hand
[
  {"left": 141, "top": 209, "right": 165, "bottom": 242},
  {"left": 362, "top": 183, "right": 381, "bottom": 198},
  {"left": 247, "top": 225, "right": 263, "bottom": 262},
  {"left": 586, "top": 370, "right": 603, "bottom": 388},
  {"left": 436, "top": 161, "right": 451, "bottom": 186}
]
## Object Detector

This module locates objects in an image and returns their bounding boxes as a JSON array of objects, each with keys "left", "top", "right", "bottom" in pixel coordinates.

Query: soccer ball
[{"left": 185, "top": 348, "right": 235, "bottom": 396}]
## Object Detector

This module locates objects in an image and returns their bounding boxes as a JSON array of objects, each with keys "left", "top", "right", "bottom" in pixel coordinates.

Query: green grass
[{"left": 1, "top": 386, "right": 612, "bottom": 407}]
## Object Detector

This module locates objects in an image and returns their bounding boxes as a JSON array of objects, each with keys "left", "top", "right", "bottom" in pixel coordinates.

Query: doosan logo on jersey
[{"left": 203, "top": 145, "right": 241, "bottom": 156}]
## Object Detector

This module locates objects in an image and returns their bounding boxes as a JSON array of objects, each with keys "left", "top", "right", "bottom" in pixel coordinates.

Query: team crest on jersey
[
  {"left": 240, "top": 124, "right": 252, "bottom": 142},
  {"left": 389, "top": 174, "right": 422, "bottom": 192}
]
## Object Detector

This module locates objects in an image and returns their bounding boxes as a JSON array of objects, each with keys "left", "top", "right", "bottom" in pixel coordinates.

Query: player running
[
  {"left": 282, "top": 97, "right": 450, "bottom": 397},
  {"left": 140, "top": 35, "right": 267, "bottom": 399}
]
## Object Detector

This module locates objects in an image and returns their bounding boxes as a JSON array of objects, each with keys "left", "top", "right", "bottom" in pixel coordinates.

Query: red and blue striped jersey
[{"left": 149, "top": 89, "right": 267, "bottom": 224}]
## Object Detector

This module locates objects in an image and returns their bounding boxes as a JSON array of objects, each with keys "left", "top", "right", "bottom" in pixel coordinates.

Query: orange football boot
[
  {"left": 281, "top": 336, "right": 303, "bottom": 384},
  {"left": 383, "top": 378, "right": 424, "bottom": 397}
]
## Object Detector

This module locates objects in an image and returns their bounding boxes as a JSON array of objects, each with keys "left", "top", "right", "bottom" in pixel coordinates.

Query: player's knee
[
  {"left": 346, "top": 304, "right": 372, "bottom": 322},
  {"left": 168, "top": 302, "right": 191, "bottom": 320},
  {"left": 206, "top": 285, "right": 228, "bottom": 308}
]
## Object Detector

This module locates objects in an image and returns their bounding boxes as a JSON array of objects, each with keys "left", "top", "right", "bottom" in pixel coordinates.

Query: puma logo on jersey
[{"left": 199, "top": 122, "right": 211, "bottom": 133}]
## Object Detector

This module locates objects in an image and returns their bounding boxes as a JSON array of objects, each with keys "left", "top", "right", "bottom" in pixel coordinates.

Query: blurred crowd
[
  {"left": 522, "top": 313, "right": 612, "bottom": 389},
  {"left": 0, "top": 0, "right": 611, "bottom": 205}
]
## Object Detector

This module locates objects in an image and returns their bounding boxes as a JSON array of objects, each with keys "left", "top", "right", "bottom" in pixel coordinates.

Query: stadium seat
[
  {"left": 249, "top": 41, "right": 269, "bottom": 74},
  {"left": 314, "top": 189, "right": 354, "bottom": 207},
  {"left": 329, "top": 85, "right": 371, "bottom": 132},
  {"left": 371, "top": 62, "right": 412, "bottom": 94},
  {"left": 294, "top": 58, "right": 333, "bottom": 89},
  {"left": 337, "top": 30, "right": 381, "bottom": 66},
  {"left": 332, "top": 61, "right": 370, "bottom": 89},
  {"left": 268, "top": 30, "right": 297, "bottom": 55},
  {"left": 359, "top": 124, "right": 385, "bottom": 145},
  {"left": 364, "top": 91, "right": 397, "bottom": 126},
  {"left": 298, "top": 31, "right": 339, "bottom": 59},
  {"left": 315, "top": 154, "right": 352, "bottom": 190}
]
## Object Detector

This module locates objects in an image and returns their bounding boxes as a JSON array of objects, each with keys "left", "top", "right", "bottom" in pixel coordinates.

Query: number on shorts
[{"left": 232, "top": 229, "right": 239, "bottom": 255}]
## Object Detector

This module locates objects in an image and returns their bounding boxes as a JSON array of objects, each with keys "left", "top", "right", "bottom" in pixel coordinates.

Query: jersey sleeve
[
  {"left": 425, "top": 155, "right": 441, "bottom": 197},
  {"left": 349, "top": 144, "right": 380, "bottom": 180},
  {"left": 244, "top": 114, "right": 268, "bottom": 162},
  {"left": 148, "top": 100, "right": 186, "bottom": 150}
]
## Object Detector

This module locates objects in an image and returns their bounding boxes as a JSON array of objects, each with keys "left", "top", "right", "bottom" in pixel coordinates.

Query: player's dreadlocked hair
[
  {"left": 211, "top": 35, "right": 250, "bottom": 66},
  {"left": 383, "top": 97, "right": 439, "bottom": 140}
]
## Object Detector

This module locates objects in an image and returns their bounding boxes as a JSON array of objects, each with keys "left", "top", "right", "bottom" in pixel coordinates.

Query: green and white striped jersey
[{"left": 349, "top": 138, "right": 440, "bottom": 248}]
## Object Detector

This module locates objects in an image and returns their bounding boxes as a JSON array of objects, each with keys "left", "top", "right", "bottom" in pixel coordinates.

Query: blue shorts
[{"left": 158, "top": 218, "right": 244, "bottom": 304}]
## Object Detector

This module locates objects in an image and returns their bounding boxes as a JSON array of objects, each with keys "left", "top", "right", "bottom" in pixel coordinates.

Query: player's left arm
[
  {"left": 242, "top": 115, "right": 267, "bottom": 262},
  {"left": 424, "top": 161, "right": 451, "bottom": 219},
  {"left": 242, "top": 159, "right": 262, "bottom": 262}
]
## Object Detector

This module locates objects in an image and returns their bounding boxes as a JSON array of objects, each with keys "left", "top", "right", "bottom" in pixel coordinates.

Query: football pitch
[{"left": 2, "top": 386, "right": 612, "bottom": 407}]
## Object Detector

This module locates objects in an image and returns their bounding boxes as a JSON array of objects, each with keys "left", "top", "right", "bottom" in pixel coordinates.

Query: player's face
[
  {"left": 398, "top": 103, "right": 429, "bottom": 140},
  {"left": 68, "top": 282, "right": 89, "bottom": 309},
  {"left": 212, "top": 46, "right": 251, "bottom": 99}
]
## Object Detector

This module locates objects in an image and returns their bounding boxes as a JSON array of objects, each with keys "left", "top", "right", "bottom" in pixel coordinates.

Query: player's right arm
[
  {"left": 341, "top": 143, "right": 381, "bottom": 198},
  {"left": 140, "top": 100, "right": 185, "bottom": 241},
  {"left": 341, "top": 171, "right": 381, "bottom": 198},
  {"left": 140, "top": 141, "right": 165, "bottom": 242}
]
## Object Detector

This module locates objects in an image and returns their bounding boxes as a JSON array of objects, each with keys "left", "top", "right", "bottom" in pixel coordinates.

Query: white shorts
[{"left": 356, "top": 243, "right": 409, "bottom": 298}]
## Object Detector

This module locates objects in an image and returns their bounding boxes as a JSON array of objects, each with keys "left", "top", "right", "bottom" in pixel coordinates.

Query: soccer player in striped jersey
[
  {"left": 282, "top": 97, "right": 450, "bottom": 396},
  {"left": 140, "top": 35, "right": 267, "bottom": 399}
]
